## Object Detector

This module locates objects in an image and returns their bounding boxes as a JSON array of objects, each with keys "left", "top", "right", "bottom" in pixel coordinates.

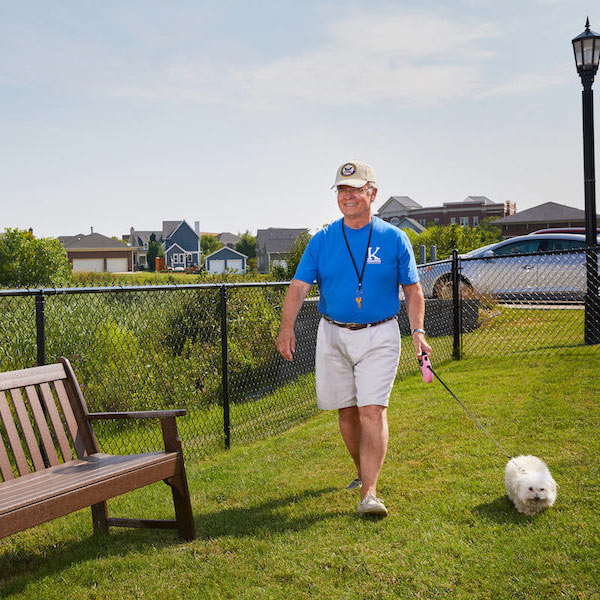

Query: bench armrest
[{"left": 88, "top": 410, "right": 186, "bottom": 421}]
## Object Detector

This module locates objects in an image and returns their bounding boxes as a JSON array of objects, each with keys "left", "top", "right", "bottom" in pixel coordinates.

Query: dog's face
[{"left": 517, "top": 473, "right": 556, "bottom": 508}]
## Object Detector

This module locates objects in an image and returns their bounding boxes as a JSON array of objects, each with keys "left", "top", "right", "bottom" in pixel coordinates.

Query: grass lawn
[{"left": 1, "top": 346, "right": 598, "bottom": 599}]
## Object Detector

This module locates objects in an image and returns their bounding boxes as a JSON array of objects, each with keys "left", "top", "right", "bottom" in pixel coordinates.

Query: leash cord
[{"left": 427, "top": 365, "right": 525, "bottom": 471}]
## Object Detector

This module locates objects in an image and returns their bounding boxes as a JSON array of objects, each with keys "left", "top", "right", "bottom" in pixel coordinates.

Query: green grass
[{"left": 1, "top": 346, "right": 599, "bottom": 599}]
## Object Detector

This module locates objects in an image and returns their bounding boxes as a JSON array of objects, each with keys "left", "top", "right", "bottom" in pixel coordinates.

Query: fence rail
[{"left": 0, "top": 246, "right": 598, "bottom": 459}]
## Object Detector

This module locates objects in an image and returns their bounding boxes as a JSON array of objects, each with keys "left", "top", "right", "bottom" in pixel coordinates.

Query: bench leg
[
  {"left": 91, "top": 501, "right": 109, "bottom": 534},
  {"left": 166, "top": 469, "right": 195, "bottom": 541}
]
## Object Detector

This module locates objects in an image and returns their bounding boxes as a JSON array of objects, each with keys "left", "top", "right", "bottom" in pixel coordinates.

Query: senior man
[{"left": 277, "top": 160, "right": 431, "bottom": 517}]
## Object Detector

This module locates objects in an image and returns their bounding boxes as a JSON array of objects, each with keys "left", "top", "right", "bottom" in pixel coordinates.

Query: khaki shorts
[{"left": 315, "top": 317, "right": 401, "bottom": 411}]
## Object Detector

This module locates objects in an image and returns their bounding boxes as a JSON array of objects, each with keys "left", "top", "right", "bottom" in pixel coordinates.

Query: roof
[
  {"left": 162, "top": 221, "right": 181, "bottom": 238},
  {"left": 132, "top": 230, "right": 162, "bottom": 245},
  {"left": 257, "top": 228, "right": 308, "bottom": 253},
  {"left": 217, "top": 232, "right": 241, "bottom": 245},
  {"left": 494, "top": 202, "right": 592, "bottom": 224},
  {"left": 377, "top": 196, "right": 422, "bottom": 214},
  {"left": 205, "top": 246, "right": 248, "bottom": 260},
  {"left": 395, "top": 216, "right": 426, "bottom": 233},
  {"left": 60, "top": 232, "right": 129, "bottom": 250}
]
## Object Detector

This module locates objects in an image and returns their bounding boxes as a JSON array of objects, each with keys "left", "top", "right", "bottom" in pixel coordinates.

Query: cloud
[{"left": 475, "top": 68, "right": 569, "bottom": 99}]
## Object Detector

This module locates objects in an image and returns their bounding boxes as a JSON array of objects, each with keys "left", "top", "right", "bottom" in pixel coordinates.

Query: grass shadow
[
  {"left": 472, "top": 495, "right": 537, "bottom": 525},
  {"left": 197, "top": 486, "right": 342, "bottom": 539},
  {"left": 0, "top": 487, "right": 340, "bottom": 596}
]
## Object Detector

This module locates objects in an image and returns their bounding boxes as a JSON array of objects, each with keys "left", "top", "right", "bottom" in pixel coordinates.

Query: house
[
  {"left": 493, "top": 202, "right": 600, "bottom": 238},
  {"left": 126, "top": 220, "right": 201, "bottom": 270},
  {"left": 217, "top": 232, "right": 240, "bottom": 249},
  {"left": 60, "top": 230, "right": 134, "bottom": 273},
  {"left": 376, "top": 196, "right": 516, "bottom": 228},
  {"left": 205, "top": 247, "right": 247, "bottom": 274},
  {"left": 256, "top": 228, "right": 308, "bottom": 273}
]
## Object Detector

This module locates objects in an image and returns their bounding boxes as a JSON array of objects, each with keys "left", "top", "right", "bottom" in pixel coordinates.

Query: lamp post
[{"left": 572, "top": 18, "right": 600, "bottom": 344}]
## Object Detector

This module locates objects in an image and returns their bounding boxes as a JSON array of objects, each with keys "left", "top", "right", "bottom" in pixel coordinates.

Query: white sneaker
[
  {"left": 357, "top": 494, "right": 388, "bottom": 516},
  {"left": 345, "top": 478, "right": 362, "bottom": 490}
]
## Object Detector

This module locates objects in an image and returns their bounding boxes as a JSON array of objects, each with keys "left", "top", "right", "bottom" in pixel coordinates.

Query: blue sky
[{"left": 0, "top": 0, "right": 597, "bottom": 238}]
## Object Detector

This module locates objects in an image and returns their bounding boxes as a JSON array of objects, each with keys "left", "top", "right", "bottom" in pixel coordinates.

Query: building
[
  {"left": 60, "top": 231, "right": 134, "bottom": 273},
  {"left": 217, "top": 232, "right": 240, "bottom": 249},
  {"left": 493, "top": 202, "right": 599, "bottom": 237},
  {"left": 205, "top": 247, "right": 247, "bottom": 274},
  {"left": 376, "top": 196, "right": 516, "bottom": 229},
  {"left": 256, "top": 228, "right": 308, "bottom": 273},
  {"left": 126, "top": 220, "right": 201, "bottom": 270}
]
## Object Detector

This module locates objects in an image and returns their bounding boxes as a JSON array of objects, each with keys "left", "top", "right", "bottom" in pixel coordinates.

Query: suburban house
[
  {"left": 217, "top": 232, "right": 241, "bottom": 249},
  {"left": 60, "top": 231, "right": 134, "bottom": 273},
  {"left": 256, "top": 228, "right": 308, "bottom": 273},
  {"left": 493, "top": 202, "right": 600, "bottom": 237},
  {"left": 205, "top": 247, "right": 247, "bottom": 274},
  {"left": 376, "top": 196, "right": 516, "bottom": 229},
  {"left": 126, "top": 220, "right": 201, "bottom": 270}
]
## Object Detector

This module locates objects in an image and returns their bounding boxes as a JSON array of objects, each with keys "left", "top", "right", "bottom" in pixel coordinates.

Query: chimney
[{"left": 91, "top": 226, "right": 94, "bottom": 234}]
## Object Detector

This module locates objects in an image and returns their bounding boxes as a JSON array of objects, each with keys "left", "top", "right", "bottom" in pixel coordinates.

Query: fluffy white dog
[{"left": 505, "top": 455, "right": 557, "bottom": 516}]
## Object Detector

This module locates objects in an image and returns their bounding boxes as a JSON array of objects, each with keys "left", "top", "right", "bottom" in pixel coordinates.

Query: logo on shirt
[{"left": 367, "top": 246, "right": 381, "bottom": 264}]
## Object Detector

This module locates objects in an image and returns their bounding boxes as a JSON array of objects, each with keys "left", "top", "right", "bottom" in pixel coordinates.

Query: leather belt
[{"left": 322, "top": 315, "right": 395, "bottom": 331}]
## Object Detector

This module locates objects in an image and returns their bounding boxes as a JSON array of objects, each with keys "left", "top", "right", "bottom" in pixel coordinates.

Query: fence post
[
  {"left": 451, "top": 249, "right": 462, "bottom": 360},
  {"left": 220, "top": 285, "right": 231, "bottom": 449},
  {"left": 35, "top": 291, "right": 46, "bottom": 366}
]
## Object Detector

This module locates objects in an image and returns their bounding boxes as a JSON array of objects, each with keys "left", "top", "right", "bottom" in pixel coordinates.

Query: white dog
[{"left": 505, "top": 455, "right": 557, "bottom": 516}]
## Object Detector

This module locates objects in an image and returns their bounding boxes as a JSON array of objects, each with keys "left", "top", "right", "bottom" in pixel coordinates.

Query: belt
[{"left": 322, "top": 315, "right": 396, "bottom": 331}]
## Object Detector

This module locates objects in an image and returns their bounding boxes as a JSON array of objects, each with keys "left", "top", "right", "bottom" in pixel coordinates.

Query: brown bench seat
[{"left": 0, "top": 359, "right": 195, "bottom": 541}]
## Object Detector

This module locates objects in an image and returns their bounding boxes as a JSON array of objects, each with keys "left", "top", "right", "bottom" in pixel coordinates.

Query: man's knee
[{"left": 358, "top": 404, "right": 387, "bottom": 426}]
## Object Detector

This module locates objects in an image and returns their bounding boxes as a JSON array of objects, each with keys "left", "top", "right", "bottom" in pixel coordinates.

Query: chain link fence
[{"left": 0, "top": 246, "right": 598, "bottom": 459}]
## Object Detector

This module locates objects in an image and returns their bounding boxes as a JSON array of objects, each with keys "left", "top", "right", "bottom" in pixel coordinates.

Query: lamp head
[{"left": 572, "top": 18, "right": 600, "bottom": 78}]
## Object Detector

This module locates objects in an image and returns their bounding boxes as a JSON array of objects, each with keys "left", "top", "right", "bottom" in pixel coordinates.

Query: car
[{"left": 418, "top": 233, "right": 600, "bottom": 301}]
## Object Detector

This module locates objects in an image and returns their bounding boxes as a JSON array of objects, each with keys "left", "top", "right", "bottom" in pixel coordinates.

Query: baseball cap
[{"left": 331, "top": 160, "right": 376, "bottom": 189}]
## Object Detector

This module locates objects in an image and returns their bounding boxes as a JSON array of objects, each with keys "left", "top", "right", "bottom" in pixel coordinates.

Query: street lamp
[{"left": 572, "top": 18, "right": 600, "bottom": 344}]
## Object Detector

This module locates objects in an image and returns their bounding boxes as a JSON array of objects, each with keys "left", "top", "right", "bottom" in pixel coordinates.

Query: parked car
[{"left": 419, "top": 233, "right": 600, "bottom": 301}]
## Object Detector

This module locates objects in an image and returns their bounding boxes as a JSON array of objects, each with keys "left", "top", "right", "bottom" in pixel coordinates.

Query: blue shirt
[{"left": 294, "top": 216, "right": 419, "bottom": 323}]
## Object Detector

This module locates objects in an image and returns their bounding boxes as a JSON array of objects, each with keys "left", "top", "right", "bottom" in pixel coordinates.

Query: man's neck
[{"left": 343, "top": 215, "right": 372, "bottom": 230}]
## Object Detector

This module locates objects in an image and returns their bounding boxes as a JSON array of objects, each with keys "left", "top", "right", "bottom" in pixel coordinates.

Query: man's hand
[
  {"left": 412, "top": 332, "right": 432, "bottom": 359},
  {"left": 277, "top": 327, "right": 296, "bottom": 362}
]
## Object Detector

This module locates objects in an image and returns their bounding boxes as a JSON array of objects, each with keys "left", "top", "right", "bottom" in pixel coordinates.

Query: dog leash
[{"left": 419, "top": 355, "right": 526, "bottom": 473}]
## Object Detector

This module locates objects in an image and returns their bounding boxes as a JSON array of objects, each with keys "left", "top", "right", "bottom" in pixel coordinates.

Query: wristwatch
[{"left": 412, "top": 328, "right": 426, "bottom": 335}]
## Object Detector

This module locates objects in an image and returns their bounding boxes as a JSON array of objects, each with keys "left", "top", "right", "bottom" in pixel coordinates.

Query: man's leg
[
  {"left": 357, "top": 405, "right": 389, "bottom": 500},
  {"left": 338, "top": 406, "right": 361, "bottom": 480}
]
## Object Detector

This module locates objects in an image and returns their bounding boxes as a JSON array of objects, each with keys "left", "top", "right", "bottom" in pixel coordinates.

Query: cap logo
[{"left": 340, "top": 163, "right": 357, "bottom": 177}]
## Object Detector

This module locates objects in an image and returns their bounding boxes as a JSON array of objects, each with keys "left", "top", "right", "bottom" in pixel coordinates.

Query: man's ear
[{"left": 370, "top": 188, "right": 378, "bottom": 203}]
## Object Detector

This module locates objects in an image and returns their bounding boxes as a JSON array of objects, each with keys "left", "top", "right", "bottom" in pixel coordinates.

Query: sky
[{"left": 0, "top": 0, "right": 598, "bottom": 238}]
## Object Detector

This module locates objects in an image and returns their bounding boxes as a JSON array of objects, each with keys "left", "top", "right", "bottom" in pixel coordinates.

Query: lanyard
[{"left": 342, "top": 219, "right": 373, "bottom": 304}]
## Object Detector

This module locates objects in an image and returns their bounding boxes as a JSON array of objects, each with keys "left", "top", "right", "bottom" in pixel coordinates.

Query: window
[
  {"left": 450, "top": 217, "right": 456, "bottom": 225},
  {"left": 493, "top": 240, "right": 541, "bottom": 256},
  {"left": 460, "top": 217, "right": 469, "bottom": 227},
  {"left": 173, "top": 253, "right": 185, "bottom": 264},
  {"left": 433, "top": 218, "right": 440, "bottom": 225},
  {"left": 539, "top": 238, "right": 585, "bottom": 251},
  {"left": 419, "top": 219, "right": 427, "bottom": 226},
  {"left": 472, "top": 216, "right": 479, "bottom": 227}
]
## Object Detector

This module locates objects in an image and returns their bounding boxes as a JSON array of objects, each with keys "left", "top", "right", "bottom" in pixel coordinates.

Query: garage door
[
  {"left": 227, "top": 259, "right": 243, "bottom": 273},
  {"left": 208, "top": 259, "right": 225, "bottom": 274},
  {"left": 107, "top": 258, "right": 129, "bottom": 273},
  {"left": 72, "top": 258, "right": 104, "bottom": 273}
]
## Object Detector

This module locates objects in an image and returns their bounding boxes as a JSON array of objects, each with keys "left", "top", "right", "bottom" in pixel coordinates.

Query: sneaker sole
[{"left": 357, "top": 504, "right": 388, "bottom": 517}]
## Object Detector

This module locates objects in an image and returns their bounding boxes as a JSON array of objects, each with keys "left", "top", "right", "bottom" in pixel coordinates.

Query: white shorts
[{"left": 315, "top": 317, "right": 401, "bottom": 411}]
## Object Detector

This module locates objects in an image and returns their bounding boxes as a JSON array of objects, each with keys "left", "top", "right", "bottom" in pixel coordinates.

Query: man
[{"left": 277, "top": 160, "right": 431, "bottom": 517}]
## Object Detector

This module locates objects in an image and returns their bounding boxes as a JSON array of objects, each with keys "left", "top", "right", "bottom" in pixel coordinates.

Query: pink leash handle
[{"left": 418, "top": 354, "right": 434, "bottom": 383}]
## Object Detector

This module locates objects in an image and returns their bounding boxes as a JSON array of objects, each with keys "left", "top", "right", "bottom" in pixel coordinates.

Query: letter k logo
[{"left": 367, "top": 247, "right": 381, "bottom": 264}]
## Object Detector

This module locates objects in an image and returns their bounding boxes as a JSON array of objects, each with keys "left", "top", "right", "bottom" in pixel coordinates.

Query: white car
[{"left": 419, "top": 233, "right": 600, "bottom": 301}]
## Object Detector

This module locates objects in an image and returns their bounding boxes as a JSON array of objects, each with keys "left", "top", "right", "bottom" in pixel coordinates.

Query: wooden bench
[{"left": 0, "top": 358, "right": 195, "bottom": 541}]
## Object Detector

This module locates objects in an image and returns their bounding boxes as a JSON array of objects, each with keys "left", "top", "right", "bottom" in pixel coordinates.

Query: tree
[
  {"left": 235, "top": 231, "right": 256, "bottom": 259},
  {"left": 284, "top": 231, "right": 311, "bottom": 279},
  {"left": 0, "top": 228, "right": 71, "bottom": 287},
  {"left": 146, "top": 233, "right": 164, "bottom": 271},
  {"left": 200, "top": 235, "right": 222, "bottom": 257}
]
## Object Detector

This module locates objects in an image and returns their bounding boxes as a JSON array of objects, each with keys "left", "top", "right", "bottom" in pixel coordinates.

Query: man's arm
[
  {"left": 402, "top": 281, "right": 432, "bottom": 359},
  {"left": 277, "top": 279, "right": 313, "bottom": 361}
]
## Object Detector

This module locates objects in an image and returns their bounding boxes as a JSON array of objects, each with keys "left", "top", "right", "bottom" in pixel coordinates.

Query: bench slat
[
  {"left": 26, "top": 385, "right": 60, "bottom": 467},
  {"left": 39, "top": 383, "right": 72, "bottom": 462},
  {"left": 0, "top": 364, "right": 66, "bottom": 392},
  {"left": 0, "top": 431, "right": 15, "bottom": 481},
  {"left": 10, "top": 389, "right": 45, "bottom": 471},
  {"left": 0, "top": 452, "right": 178, "bottom": 514},
  {"left": 54, "top": 380, "right": 85, "bottom": 459},
  {"left": 0, "top": 391, "right": 30, "bottom": 476}
]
